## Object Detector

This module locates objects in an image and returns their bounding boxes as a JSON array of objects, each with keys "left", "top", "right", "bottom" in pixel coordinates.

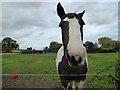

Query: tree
[
  {"left": 2, "top": 37, "right": 19, "bottom": 52},
  {"left": 27, "top": 47, "right": 32, "bottom": 50},
  {"left": 43, "top": 46, "right": 49, "bottom": 52},
  {"left": 49, "top": 41, "right": 62, "bottom": 53},
  {"left": 98, "top": 37, "right": 112, "bottom": 50},
  {"left": 98, "top": 37, "right": 119, "bottom": 52},
  {"left": 84, "top": 41, "right": 98, "bottom": 53},
  {"left": 0, "top": 42, "right": 2, "bottom": 51},
  {"left": 112, "top": 40, "right": 120, "bottom": 52}
]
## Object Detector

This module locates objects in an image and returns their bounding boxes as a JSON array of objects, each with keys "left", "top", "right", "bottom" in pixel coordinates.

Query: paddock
[{"left": 2, "top": 53, "right": 118, "bottom": 89}]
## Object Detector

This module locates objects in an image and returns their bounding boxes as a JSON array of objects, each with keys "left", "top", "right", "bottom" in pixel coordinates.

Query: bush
[{"left": 21, "top": 50, "right": 37, "bottom": 54}]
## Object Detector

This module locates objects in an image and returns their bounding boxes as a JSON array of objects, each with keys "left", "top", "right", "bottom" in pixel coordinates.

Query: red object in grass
[{"left": 10, "top": 74, "right": 18, "bottom": 79}]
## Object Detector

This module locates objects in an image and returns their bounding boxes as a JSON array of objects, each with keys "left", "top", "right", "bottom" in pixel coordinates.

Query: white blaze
[
  {"left": 63, "top": 17, "right": 85, "bottom": 59},
  {"left": 56, "top": 17, "right": 88, "bottom": 70}
]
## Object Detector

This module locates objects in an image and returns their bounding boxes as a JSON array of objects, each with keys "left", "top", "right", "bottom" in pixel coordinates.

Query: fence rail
[{"left": 0, "top": 73, "right": 116, "bottom": 76}]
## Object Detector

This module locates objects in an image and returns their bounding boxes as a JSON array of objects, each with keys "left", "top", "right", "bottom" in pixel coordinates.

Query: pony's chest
[{"left": 58, "top": 56, "right": 87, "bottom": 75}]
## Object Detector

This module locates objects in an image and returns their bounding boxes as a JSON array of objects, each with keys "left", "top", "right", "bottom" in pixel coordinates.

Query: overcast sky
[{"left": 2, "top": 2, "right": 118, "bottom": 50}]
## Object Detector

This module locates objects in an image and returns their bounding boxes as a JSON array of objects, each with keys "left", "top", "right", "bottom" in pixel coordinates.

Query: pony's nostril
[
  {"left": 78, "top": 57, "right": 82, "bottom": 63},
  {"left": 69, "top": 56, "right": 78, "bottom": 65}
]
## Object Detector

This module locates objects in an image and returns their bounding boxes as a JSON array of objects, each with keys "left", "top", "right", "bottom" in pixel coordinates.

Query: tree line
[
  {"left": 43, "top": 37, "right": 119, "bottom": 53},
  {"left": 84, "top": 37, "right": 120, "bottom": 53},
  {"left": 0, "top": 37, "right": 119, "bottom": 53}
]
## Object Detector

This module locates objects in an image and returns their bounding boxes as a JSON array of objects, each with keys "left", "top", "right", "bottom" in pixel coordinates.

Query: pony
[{"left": 56, "top": 2, "right": 88, "bottom": 90}]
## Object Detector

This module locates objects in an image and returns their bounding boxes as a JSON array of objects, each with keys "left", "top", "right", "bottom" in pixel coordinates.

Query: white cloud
[
  {"left": 84, "top": 23, "right": 118, "bottom": 43},
  {"left": 2, "top": 2, "right": 118, "bottom": 49}
]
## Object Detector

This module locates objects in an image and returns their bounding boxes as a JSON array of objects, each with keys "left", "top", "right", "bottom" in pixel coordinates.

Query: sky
[{"left": 1, "top": 2, "right": 118, "bottom": 50}]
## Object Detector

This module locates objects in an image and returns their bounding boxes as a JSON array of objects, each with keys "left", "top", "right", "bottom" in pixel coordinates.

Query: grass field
[{"left": 2, "top": 53, "right": 118, "bottom": 88}]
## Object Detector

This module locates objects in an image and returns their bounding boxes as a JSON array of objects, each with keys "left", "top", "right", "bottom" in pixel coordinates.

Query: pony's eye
[{"left": 59, "top": 21, "right": 65, "bottom": 27}]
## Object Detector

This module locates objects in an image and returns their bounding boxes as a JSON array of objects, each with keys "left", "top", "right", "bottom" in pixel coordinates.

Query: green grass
[
  {"left": 2, "top": 53, "right": 57, "bottom": 74},
  {"left": 87, "top": 53, "right": 118, "bottom": 74},
  {"left": 11, "top": 50, "right": 21, "bottom": 53},
  {"left": 2, "top": 53, "right": 58, "bottom": 81},
  {"left": 85, "top": 53, "right": 118, "bottom": 88},
  {"left": 2, "top": 53, "right": 118, "bottom": 88}
]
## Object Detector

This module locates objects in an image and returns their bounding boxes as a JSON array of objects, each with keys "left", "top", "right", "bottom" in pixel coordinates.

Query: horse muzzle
[
  {"left": 69, "top": 56, "right": 82, "bottom": 66},
  {"left": 65, "top": 51, "right": 84, "bottom": 67}
]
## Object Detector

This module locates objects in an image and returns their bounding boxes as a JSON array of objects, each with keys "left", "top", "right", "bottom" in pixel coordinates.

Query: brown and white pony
[{"left": 56, "top": 3, "right": 88, "bottom": 90}]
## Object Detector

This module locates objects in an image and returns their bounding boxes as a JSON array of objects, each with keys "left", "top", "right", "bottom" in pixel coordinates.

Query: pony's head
[{"left": 57, "top": 2, "right": 86, "bottom": 67}]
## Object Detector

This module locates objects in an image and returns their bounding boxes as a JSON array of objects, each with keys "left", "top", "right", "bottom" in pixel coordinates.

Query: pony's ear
[
  {"left": 57, "top": 2, "right": 66, "bottom": 19},
  {"left": 77, "top": 10, "right": 85, "bottom": 18}
]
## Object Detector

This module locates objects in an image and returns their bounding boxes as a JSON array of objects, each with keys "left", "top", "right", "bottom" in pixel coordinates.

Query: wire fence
[
  {"left": 1, "top": 63, "right": 119, "bottom": 76},
  {"left": 2, "top": 63, "right": 120, "bottom": 88},
  {"left": 0, "top": 73, "right": 116, "bottom": 76}
]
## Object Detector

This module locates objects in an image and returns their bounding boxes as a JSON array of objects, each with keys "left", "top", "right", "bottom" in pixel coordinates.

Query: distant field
[{"left": 2, "top": 53, "right": 118, "bottom": 88}]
